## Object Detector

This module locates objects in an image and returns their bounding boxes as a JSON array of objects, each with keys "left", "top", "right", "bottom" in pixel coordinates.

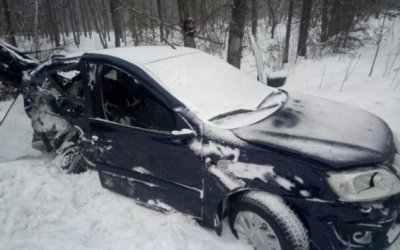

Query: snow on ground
[
  {"left": 1, "top": 17, "right": 400, "bottom": 249},
  {"left": 0, "top": 155, "right": 249, "bottom": 250},
  {"left": 0, "top": 96, "right": 41, "bottom": 162}
]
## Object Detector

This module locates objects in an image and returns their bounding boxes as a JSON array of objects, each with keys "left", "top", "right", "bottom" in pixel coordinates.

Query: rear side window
[{"left": 99, "top": 64, "right": 187, "bottom": 132}]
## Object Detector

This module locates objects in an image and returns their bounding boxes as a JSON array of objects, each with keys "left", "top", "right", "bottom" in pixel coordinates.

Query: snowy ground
[{"left": 1, "top": 18, "right": 400, "bottom": 249}]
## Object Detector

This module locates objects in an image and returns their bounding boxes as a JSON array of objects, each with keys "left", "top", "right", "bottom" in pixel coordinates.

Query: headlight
[{"left": 327, "top": 167, "right": 400, "bottom": 202}]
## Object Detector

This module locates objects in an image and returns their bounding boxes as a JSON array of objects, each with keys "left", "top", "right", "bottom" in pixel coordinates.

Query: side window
[
  {"left": 62, "top": 69, "right": 83, "bottom": 98},
  {"left": 99, "top": 65, "right": 186, "bottom": 132}
]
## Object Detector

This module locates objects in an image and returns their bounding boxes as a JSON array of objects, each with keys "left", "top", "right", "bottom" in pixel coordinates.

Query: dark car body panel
[{"left": 90, "top": 118, "right": 204, "bottom": 217}]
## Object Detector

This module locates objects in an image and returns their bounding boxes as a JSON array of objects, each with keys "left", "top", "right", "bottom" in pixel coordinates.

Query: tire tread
[{"left": 231, "top": 191, "right": 309, "bottom": 250}]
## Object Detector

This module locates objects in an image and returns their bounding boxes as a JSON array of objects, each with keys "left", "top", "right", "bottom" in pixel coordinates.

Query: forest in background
[{"left": 0, "top": 0, "right": 400, "bottom": 69}]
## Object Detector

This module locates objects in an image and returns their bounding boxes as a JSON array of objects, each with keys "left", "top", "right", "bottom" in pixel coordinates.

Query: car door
[{"left": 88, "top": 63, "right": 204, "bottom": 218}]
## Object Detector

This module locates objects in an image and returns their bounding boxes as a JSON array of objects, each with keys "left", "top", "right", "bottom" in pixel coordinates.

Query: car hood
[{"left": 233, "top": 93, "right": 394, "bottom": 169}]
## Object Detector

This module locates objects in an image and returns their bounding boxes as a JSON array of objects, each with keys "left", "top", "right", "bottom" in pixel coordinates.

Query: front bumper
[
  {"left": 332, "top": 217, "right": 400, "bottom": 249},
  {"left": 287, "top": 194, "right": 400, "bottom": 250}
]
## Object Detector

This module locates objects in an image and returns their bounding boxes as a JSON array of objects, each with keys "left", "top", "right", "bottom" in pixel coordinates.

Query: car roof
[{"left": 83, "top": 46, "right": 201, "bottom": 66}]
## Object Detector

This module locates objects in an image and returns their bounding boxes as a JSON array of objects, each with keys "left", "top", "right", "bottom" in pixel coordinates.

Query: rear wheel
[{"left": 229, "top": 191, "right": 309, "bottom": 250}]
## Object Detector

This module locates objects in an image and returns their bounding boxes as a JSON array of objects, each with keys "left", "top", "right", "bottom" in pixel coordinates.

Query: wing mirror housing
[{"left": 267, "top": 70, "right": 287, "bottom": 88}]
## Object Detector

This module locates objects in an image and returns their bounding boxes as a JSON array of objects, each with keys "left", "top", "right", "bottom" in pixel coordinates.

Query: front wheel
[
  {"left": 229, "top": 191, "right": 309, "bottom": 250},
  {"left": 56, "top": 145, "right": 87, "bottom": 174}
]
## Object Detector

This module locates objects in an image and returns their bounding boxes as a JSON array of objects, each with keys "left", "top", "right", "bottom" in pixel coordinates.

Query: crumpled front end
[{"left": 290, "top": 149, "right": 400, "bottom": 249}]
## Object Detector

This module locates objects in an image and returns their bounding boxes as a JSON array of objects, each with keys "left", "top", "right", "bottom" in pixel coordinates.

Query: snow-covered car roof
[{"left": 85, "top": 46, "right": 200, "bottom": 65}]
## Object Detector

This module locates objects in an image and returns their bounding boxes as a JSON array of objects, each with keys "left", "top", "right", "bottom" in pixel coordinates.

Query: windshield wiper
[
  {"left": 209, "top": 109, "right": 253, "bottom": 121},
  {"left": 257, "top": 90, "right": 282, "bottom": 109}
]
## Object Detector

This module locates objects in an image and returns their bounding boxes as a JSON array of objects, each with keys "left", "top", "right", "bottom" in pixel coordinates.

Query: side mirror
[
  {"left": 171, "top": 129, "right": 196, "bottom": 141},
  {"left": 267, "top": 71, "right": 287, "bottom": 88},
  {"left": 267, "top": 76, "right": 286, "bottom": 88},
  {"left": 59, "top": 96, "right": 85, "bottom": 118}
]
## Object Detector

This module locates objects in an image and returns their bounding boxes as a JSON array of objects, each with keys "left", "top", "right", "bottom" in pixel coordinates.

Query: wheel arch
[
  {"left": 211, "top": 188, "right": 310, "bottom": 239},
  {"left": 210, "top": 188, "right": 260, "bottom": 235}
]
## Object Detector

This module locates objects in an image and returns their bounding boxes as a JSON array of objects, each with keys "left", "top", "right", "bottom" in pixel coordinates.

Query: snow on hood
[{"left": 233, "top": 93, "right": 394, "bottom": 168}]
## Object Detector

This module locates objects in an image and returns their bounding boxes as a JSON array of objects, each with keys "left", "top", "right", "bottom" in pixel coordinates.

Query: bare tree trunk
[
  {"left": 227, "top": 0, "right": 247, "bottom": 69},
  {"left": 67, "top": 0, "right": 80, "bottom": 46},
  {"left": 88, "top": 0, "right": 108, "bottom": 48},
  {"left": 44, "top": 0, "right": 60, "bottom": 47},
  {"left": 199, "top": 0, "right": 206, "bottom": 31},
  {"left": 327, "top": 0, "right": 340, "bottom": 38},
  {"left": 297, "top": 0, "right": 312, "bottom": 57},
  {"left": 110, "top": 0, "right": 122, "bottom": 47},
  {"left": 177, "top": 0, "right": 196, "bottom": 48},
  {"left": 321, "top": 0, "right": 329, "bottom": 43},
  {"left": 129, "top": 8, "right": 139, "bottom": 45},
  {"left": 251, "top": 0, "right": 258, "bottom": 38},
  {"left": 84, "top": 0, "right": 93, "bottom": 39},
  {"left": 283, "top": 0, "right": 294, "bottom": 64},
  {"left": 150, "top": 0, "right": 156, "bottom": 41},
  {"left": 2, "top": 0, "right": 16, "bottom": 46},
  {"left": 60, "top": 0, "right": 69, "bottom": 38},
  {"left": 369, "top": 13, "right": 386, "bottom": 77},
  {"left": 156, "top": 0, "right": 164, "bottom": 42},
  {"left": 265, "top": 0, "right": 277, "bottom": 39},
  {"left": 33, "top": 0, "right": 40, "bottom": 57},
  {"left": 79, "top": 0, "right": 88, "bottom": 38}
]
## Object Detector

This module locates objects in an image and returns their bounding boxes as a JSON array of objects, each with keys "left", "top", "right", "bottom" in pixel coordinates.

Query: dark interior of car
[{"left": 100, "top": 65, "right": 180, "bottom": 132}]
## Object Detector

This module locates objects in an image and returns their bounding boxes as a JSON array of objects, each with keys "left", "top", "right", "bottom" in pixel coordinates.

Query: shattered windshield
[{"left": 144, "top": 52, "right": 283, "bottom": 127}]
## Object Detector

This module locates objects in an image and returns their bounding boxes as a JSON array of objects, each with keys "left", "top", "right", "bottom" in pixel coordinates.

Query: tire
[
  {"left": 56, "top": 145, "right": 87, "bottom": 174},
  {"left": 229, "top": 191, "right": 309, "bottom": 250}
]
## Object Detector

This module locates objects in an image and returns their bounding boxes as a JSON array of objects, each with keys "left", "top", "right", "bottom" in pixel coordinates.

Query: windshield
[{"left": 144, "top": 52, "right": 284, "bottom": 127}]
